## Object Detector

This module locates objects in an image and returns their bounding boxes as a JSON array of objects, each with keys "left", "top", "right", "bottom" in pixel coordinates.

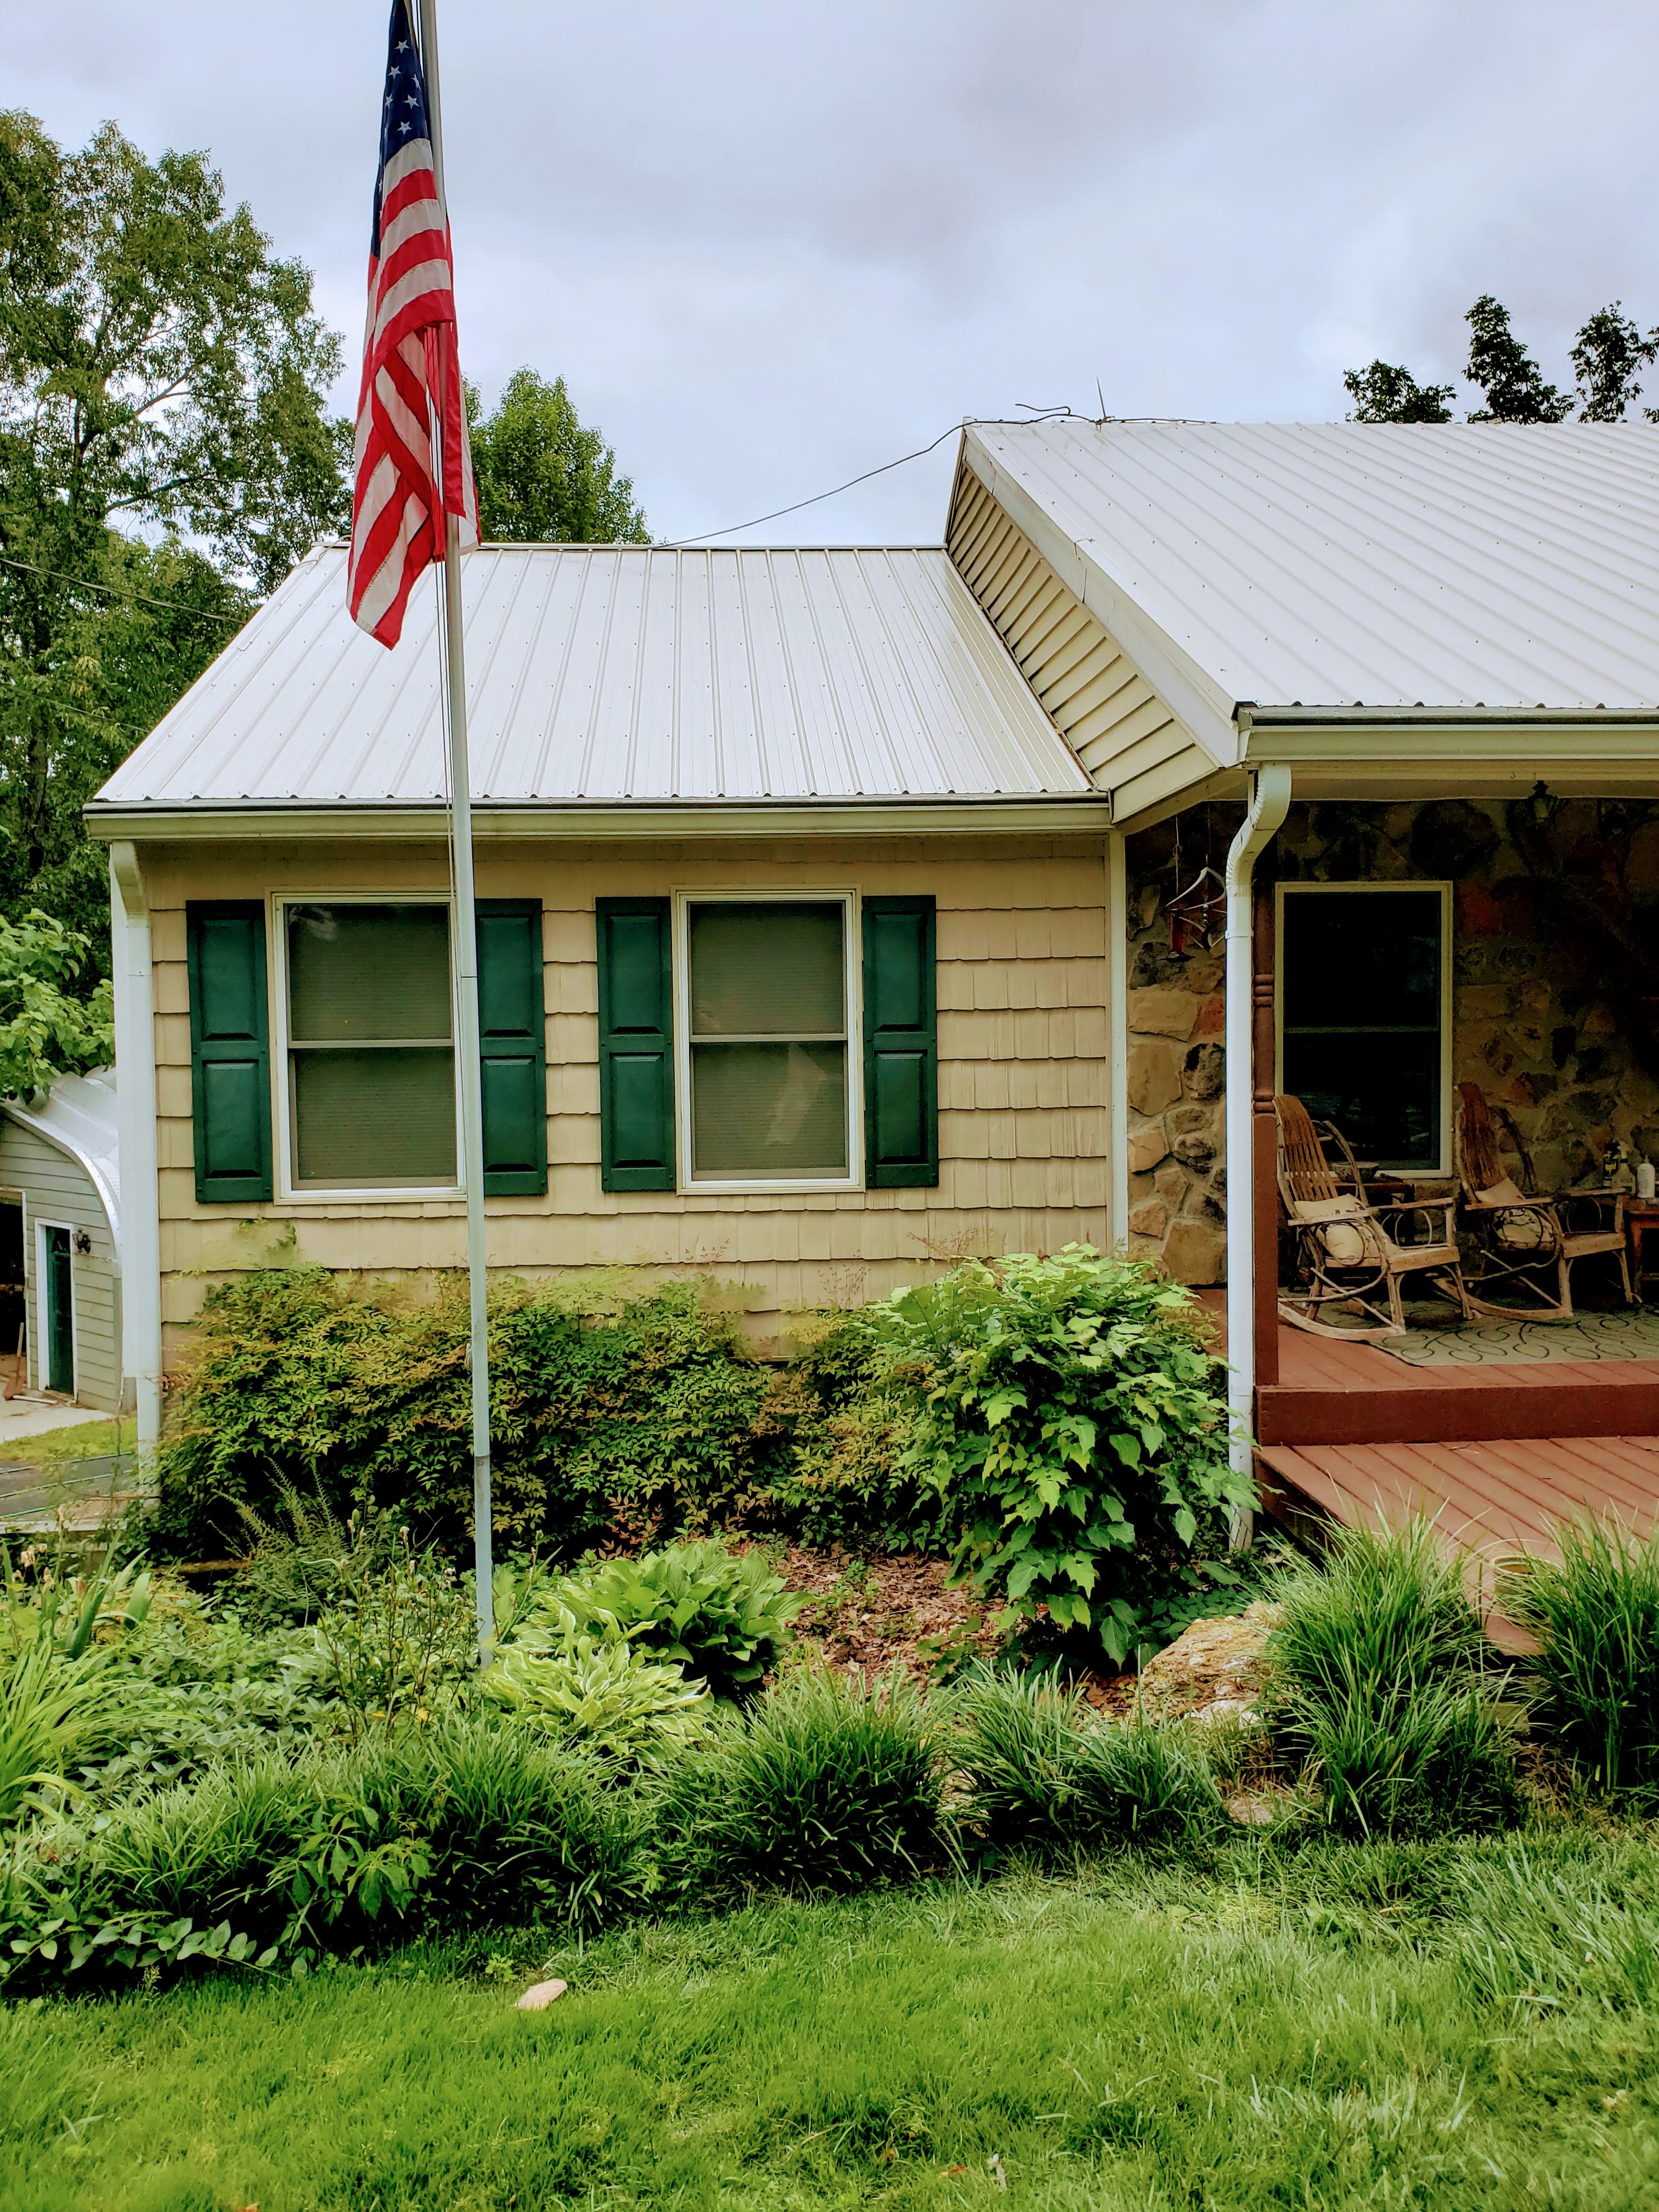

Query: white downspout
[
  {"left": 110, "top": 842, "right": 162, "bottom": 1452},
  {"left": 1223, "top": 766, "right": 1291, "bottom": 1510}
]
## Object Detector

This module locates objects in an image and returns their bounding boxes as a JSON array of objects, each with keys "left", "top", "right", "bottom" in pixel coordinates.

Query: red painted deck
[{"left": 1197, "top": 1294, "right": 1659, "bottom": 1564}]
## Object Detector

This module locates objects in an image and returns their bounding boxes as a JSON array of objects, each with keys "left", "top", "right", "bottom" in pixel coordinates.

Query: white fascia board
[
  {"left": 1243, "top": 710, "right": 1659, "bottom": 795},
  {"left": 962, "top": 428, "right": 1242, "bottom": 770},
  {"left": 83, "top": 797, "right": 1115, "bottom": 843}
]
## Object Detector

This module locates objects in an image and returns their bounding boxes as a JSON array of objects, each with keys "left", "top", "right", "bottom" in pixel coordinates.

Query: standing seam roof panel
[{"left": 93, "top": 545, "right": 1092, "bottom": 808}]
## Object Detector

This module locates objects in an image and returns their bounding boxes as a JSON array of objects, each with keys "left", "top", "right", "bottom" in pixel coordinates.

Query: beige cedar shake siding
[
  {"left": 145, "top": 834, "right": 1110, "bottom": 1358},
  {"left": 944, "top": 466, "right": 1212, "bottom": 822}
]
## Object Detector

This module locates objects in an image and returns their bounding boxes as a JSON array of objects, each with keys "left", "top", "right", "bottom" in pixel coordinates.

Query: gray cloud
[{"left": 13, "top": 0, "right": 1656, "bottom": 543}]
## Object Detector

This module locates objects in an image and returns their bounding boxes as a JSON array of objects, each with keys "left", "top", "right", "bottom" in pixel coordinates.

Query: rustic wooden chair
[
  {"left": 1276, "top": 1093, "right": 1473, "bottom": 1339},
  {"left": 1454, "top": 1081, "right": 1634, "bottom": 1319}
]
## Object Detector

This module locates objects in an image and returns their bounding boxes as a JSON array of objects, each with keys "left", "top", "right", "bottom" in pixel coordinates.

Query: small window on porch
[{"left": 1279, "top": 885, "right": 1448, "bottom": 1172}]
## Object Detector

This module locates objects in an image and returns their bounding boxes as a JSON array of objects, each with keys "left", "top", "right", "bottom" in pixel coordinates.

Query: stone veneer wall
[{"left": 1123, "top": 797, "right": 1659, "bottom": 1284}]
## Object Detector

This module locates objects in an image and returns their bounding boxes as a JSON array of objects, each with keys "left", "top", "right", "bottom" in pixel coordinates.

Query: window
[
  {"left": 1278, "top": 884, "right": 1449, "bottom": 1172},
  {"left": 282, "top": 902, "right": 456, "bottom": 1189},
  {"left": 679, "top": 897, "right": 854, "bottom": 1184}
]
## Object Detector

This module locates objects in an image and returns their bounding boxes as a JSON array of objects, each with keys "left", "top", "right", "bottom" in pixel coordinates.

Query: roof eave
[{"left": 82, "top": 793, "right": 1115, "bottom": 843}]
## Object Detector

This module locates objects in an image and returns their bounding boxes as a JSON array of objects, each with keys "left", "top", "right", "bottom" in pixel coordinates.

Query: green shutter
[
  {"left": 187, "top": 901, "right": 273, "bottom": 1204},
  {"left": 862, "top": 895, "right": 938, "bottom": 1188},
  {"left": 596, "top": 896, "right": 675, "bottom": 1191},
  {"left": 476, "top": 899, "right": 548, "bottom": 1197}
]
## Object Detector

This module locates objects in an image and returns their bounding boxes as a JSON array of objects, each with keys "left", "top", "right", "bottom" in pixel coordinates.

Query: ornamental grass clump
[
  {"left": 654, "top": 1667, "right": 951, "bottom": 1900},
  {"left": 1266, "top": 1519, "right": 1520, "bottom": 1838},
  {"left": 866, "top": 1246, "right": 1249, "bottom": 1664},
  {"left": 1500, "top": 1516, "right": 1659, "bottom": 1795},
  {"left": 957, "top": 1668, "right": 1224, "bottom": 1853}
]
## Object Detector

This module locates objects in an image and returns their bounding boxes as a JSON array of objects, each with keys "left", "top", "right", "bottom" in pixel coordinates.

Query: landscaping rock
[
  {"left": 1137, "top": 1599, "right": 1280, "bottom": 1713},
  {"left": 517, "top": 1978, "right": 568, "bottom": 2010}
]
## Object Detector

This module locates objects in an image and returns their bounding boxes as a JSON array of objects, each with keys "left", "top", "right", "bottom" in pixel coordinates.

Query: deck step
[
  {"left": 1259, "top": 1435, "right": 1659, "bottom": 1565},
  {"left": 1258, "top": 1363, "right": 1659, "bottom": 1446}
]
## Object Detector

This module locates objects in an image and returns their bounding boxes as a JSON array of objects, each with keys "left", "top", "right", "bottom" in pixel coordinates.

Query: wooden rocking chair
[
  {"left": 1276, "top": 1093, "right": 1473, "bottom": 1339},
  {"left": 1454, "top": 1081, "right": 1634, "bottom": 1319}
]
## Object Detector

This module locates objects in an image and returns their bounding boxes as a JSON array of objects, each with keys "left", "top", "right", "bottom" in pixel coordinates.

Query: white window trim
[
  {"left": 671, "top": 888, "right": 864, "bottom": 1194},
  {"left": 34, "top": 1217, "right": 77, "bottom": 1398},
  {"left": 1274, "top": 879, "right": 1454, "bottom": 1177},
  {"left": 269, "top": 891, "right": 465, "bottom": 1204}
]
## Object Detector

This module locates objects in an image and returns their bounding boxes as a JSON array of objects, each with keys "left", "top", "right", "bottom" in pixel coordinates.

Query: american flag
[{"left": 347, "top": 0, "right": 477, "bottom": 647}]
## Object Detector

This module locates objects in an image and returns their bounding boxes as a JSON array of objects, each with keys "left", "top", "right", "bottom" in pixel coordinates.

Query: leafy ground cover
[{"left": 4, "top": 1841, "right": 1657, "bottom": 2211}]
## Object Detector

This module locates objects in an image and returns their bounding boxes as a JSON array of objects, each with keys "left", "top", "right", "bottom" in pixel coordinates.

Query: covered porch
[{"left": 1129, "top": 783, "right": 1659, "bottom": 1561}]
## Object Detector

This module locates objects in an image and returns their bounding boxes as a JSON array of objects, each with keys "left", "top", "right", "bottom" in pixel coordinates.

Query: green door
[{"left": 42, "top": 1226, "right": 72, "bottom": 1396}]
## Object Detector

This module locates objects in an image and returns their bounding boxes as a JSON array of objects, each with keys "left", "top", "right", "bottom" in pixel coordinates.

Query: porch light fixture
[{"left": 1531, "top": 779, "right": 1562, "bottom": 825}]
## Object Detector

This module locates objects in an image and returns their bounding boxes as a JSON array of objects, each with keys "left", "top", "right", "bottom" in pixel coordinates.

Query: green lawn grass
[
  {"left": 5, "top": 1842, "right": 1657, "bottom": 2211},
  {"left": 0, "top": 1416, "right": 126, "bottom": 1465}
]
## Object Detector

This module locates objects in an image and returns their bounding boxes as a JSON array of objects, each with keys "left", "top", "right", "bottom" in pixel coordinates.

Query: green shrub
[
  {"left": 154, "top": 1271, "right": 780, "bottom": 1558},
  {"left": 865, "top": 1247, "right": 1249, "bottom": 1664},
  {"left": 957, "top": 1669, "right": 1224, "bottom": 1851},
  {"left": 654, "top": 1667, "right": 950, "bottom": 1900},
  {"left": 481, "top": 1637, "right": 710, "bottom": 1759},
  {"left": 757, "top": 1310, "right": 934, "bottom": 1547},
  {"left": 1267, "top": 1521, "right": 1520, "bottom": 1838},
  {"left": 0, "top": 1637, "right": 114, "bottom": 1827},
  {"left": 1501, "top": 1517, "right": 1659, "bottom": 1793},
  {"left": 511, "top": 1538, "right": 799, "bottom": 1699}
]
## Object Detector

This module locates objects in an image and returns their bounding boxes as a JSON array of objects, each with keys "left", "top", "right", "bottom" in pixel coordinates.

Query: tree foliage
[
  {"left": 0, "top": 111, "right": 348, "bottom": 947},
  {"left": 1571, "top": 302, "right": 1659, "bottom": 423},
  {"left": 1343, "top": 295, "right": 1659, "bottom": 426},
  {"left": 1342, "top": 360, "right": 1455, "bottom": 424},
  {"left": 467, "top": 369, "right": 648, "bottom": 544},
  {"left": 1463, "top": 295, "right": 1572, "bottom": 424},
  {"left": 0, "top": 909, "right": 113, "bottom": 1099}
]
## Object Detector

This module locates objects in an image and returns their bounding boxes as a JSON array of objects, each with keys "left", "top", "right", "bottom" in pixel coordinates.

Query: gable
[{"left": 946, "top": 464, "right": 1215, "bottom": 822}]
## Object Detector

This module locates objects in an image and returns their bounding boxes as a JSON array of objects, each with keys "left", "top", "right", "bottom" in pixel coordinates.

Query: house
[
  {"left": 0, "top": 1068, "right": 122, "bottom": 1410},
  {"left": 88, "top": 419, "right": 1659, "bottom": 1556}
]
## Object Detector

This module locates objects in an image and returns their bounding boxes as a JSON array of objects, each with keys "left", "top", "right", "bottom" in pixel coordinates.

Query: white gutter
[
  {"left": 1222, "top": 766, "right": 1291, "bottom": 1524},
  {"left": 110, "top": 843, "right": 162, "bottom": 1450}
]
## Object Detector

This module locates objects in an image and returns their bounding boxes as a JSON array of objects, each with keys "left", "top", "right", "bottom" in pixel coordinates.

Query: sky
[{"left": 13, "top": 0, "right": 1659, "bottom": 545}]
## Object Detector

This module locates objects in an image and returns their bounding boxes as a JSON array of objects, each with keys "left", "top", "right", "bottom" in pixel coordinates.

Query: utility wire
[
  {"left": 658, "top": 409, "right": 1082, "bottom": 548},
  {"left": 0, "top": 550, "right": 249, "bottom": 624}
]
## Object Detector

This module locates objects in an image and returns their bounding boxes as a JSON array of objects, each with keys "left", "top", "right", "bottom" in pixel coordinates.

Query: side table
[{"left": 1624, "top": 1198, "right": 1659, "bottom": 1295}]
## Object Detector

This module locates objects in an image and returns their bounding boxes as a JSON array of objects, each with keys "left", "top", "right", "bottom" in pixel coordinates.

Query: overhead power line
[
  {"left": 658, "top": 409, "right": 1085, "bottom": 549},
  {"left": 0, "top": 550, "right": 249, "bottom": 624}
]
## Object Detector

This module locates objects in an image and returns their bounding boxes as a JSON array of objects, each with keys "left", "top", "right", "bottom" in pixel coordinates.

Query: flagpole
[{"left": 416, "top": 0, "right": 493, "bottom": 1662}]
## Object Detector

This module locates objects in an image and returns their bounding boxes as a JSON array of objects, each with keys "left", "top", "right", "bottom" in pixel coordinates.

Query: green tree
[
  {"left": 1571, "top": 301, "right": 1659, "bottom": 421},
  {"left": 1464, "top": 295, "right": 1572, "bottom": 423},
  {"left": 467, "top": 370, "right": 648, "bottom": 544},
  {"left": 1342, "top": 359, "right": 1456, "bottom": 423},
  {"left": 0, "top": 909, "right": 112, "bottom": 1098},
  {"left": 0, "top": 111, "right": 349, "bottom": 951}
]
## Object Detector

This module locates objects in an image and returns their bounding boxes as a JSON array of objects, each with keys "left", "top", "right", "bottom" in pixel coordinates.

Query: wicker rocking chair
[
  {"left": 1276, "top": 1093, "right": 1473, "bottom": 1340},
  {"left": 1454, "top": 1081, "right": 1634, "bottom": 1319}
]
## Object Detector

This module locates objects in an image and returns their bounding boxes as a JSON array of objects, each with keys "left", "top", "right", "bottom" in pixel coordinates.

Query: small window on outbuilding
[{"left": 1278, "top": 884, "right": 1449, "bottom": 1172}]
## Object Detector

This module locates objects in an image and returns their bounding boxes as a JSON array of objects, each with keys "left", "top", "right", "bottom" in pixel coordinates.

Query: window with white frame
[
  {"left": 679, "top": 896, "right": 854, "bottom": 1183},
  {"left": 1278, "top": 883, "right": 1450, "bottom": 1172},
  {"left": 283, "top": 901, "right": 456, "bottom": 1189}
]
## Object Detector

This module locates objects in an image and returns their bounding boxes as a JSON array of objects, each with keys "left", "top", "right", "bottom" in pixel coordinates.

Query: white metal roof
[
  {"left": 94, "top": 543, "right": 1093, "bottom": 811},
  {"left": 1, "top": 1069, "right": 120, "bottom": 1243},
  {"left": 964, "top": 419, "right": 1659, "bottom": 750}
]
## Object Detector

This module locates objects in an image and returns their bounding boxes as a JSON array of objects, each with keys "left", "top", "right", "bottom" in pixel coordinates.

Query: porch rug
[{"left": 1376, "top": 1305, "right": 1659, "bottom": 1368}]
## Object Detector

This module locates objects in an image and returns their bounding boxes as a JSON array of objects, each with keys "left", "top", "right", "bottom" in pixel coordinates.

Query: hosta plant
[
  {"left": 481, "top": 1635, "right": 709, "bottom": 1759},
  {"left": 867, "top": 1247, "right": 1249, "bottom": 1663},
  {"left": 508, "top": 1539, "right": 799, "bottom": 1699}
]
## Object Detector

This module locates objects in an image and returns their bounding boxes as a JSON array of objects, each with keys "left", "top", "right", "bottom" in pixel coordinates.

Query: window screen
[
  {"left": 286, "top": 904, "right": 455, "bottom": 1187},
  {"left": 1281, "top": 889, "right": 1444, "bottom": 1170},
  {"left": 687, "top": 901, "right": 849, "bottom": 1180}
]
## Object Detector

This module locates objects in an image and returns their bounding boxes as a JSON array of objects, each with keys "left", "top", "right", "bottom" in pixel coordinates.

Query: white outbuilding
[{"left": 0, "top": 1068, "right": 122, "bottom": 1412}]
